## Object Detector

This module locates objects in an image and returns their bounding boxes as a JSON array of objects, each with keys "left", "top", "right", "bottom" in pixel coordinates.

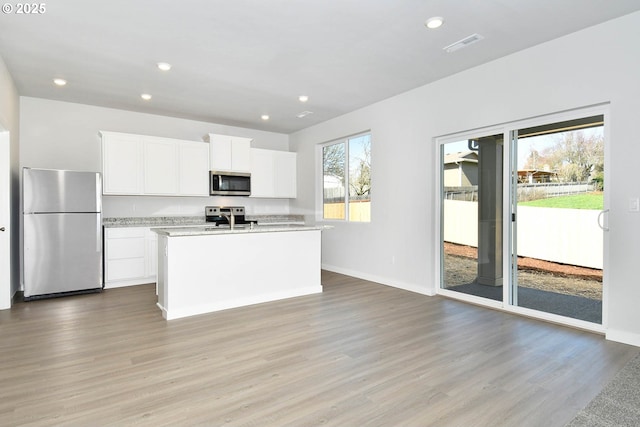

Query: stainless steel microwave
[{"left": 210, "top": 171, "right": 251, "bottom": 196}]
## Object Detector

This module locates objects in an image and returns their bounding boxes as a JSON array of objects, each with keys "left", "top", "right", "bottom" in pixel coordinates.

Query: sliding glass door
[
  {"left": 440, "top": 131, "right": 504, "bottom": 302},
  {"left": 511, "top": 116, "right": 605, "bottom": 324},
  {"left": 439, "top": 110, "right": 606, "bottom": 327}
]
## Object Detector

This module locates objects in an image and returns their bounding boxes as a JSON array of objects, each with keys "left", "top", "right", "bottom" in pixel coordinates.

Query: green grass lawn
[{"left": 519, "top": 192, "right": 604, "bottom": 210}]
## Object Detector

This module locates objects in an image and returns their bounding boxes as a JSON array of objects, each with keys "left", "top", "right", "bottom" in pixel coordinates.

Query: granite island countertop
[
  {"left": 103, "top": 214, "right": 305, "bottom": 228},
  {"left": 152, "top": 224, "right": 328, "bottom": 237}
]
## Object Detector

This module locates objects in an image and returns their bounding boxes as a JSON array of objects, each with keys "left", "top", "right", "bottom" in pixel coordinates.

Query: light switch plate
[{"left": 630, "top": 197, "right": 640, "bottom": 212}]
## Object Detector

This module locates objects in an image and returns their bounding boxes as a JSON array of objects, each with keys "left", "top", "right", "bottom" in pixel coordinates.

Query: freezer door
[
  {"left": 23, "top": 213, "right": 103, "bottom": 297},
  {"left": 23, "top": 168, "right": 101, "bottom": 213}
]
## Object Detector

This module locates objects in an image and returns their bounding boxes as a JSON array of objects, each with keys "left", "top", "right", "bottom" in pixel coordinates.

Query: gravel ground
[{"left": 444, "top": 243, "right": 602, "bottom": 300}]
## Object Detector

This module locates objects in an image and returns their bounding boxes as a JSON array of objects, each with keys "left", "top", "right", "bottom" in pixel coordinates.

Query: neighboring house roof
[
  {"left": 517, "top": 169, "right": 558, "bottom": 183},
  {"left": 443, "top": 151, "right": 479, "bottom": 165},
  {"left": 517, "top": 169, "right": 557, "bottom": 177}
]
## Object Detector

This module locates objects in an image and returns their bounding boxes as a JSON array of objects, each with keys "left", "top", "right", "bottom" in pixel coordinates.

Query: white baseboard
[
  {"left": 104, "top": 277, "right": 156, "bottom": 289},
  {"left": 321, "top": 264, "right": 435, "bottom": 296},
  {"left": 606, "top": 329, "right": 640, "bottom": 347}
]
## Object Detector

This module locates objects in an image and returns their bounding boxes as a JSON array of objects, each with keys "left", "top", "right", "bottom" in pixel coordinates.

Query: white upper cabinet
[
  {"left": 207, "top": 134, "right": 252, "bottom": 172},
  {"left": 249, "top": 148, "right": 274, "bottom": 197},
  {"left": 144, "top": 139, "right": 178, "bottom": 195},
  {"left": 101, "top": 132, "right": 143, "bottom": 195},
  {"left": 178, "top": 141, "right": 210, "bottom": 196},
  {"left": 250, "top": 148, "right": 297, "bottom": 198},
  {"left": 101, "top": 131, "right": 209, "bottom": 197},
  {"left": 273, "top": 151, "right": 297, "bottom": 198}
]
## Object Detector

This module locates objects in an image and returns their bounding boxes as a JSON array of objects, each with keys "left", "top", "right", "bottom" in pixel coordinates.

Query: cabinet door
[
  {"left": 179, "top": 141, "right": 210, "bottom": 196},
  {"left": 250, "top": 149, "right": 297, "bottom": 198},
  {"left": 250, "top": 148, "right": 274, "bottom": 197},
  {"left": 104, "top": 227, "right": 146, "bottom": 284},
  {"left": 102, "top": 133, "right": 143, "bottom": 195},
  {"left": 274, "top": 151, "right": 297, "bottom": 198},
  {"left": 209, "top": 134, "right": 233, "bottom": 171},
  {"left": 144, "top": 140, "right": 178, "bottom": 195},
  {"left": 145, "top": 229, "right": 158, "bottom": 278},
  {"left": 231, "top": 137, "right": 252, "bottom": 172}
]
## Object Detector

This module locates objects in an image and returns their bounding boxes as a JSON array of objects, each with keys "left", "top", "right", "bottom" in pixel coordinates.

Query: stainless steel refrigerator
[{"left": 23, "top": 167, "right": 103, "bottom": 299}]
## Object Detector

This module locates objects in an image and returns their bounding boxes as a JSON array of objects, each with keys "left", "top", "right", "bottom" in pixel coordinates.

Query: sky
[{"left": 442, "top": 127, "right": 603, "bottom": 170}]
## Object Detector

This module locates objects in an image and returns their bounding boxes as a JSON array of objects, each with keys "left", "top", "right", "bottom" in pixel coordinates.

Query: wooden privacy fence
[{"left": 324, "top": 201, "right": 371, "bottom": 222}]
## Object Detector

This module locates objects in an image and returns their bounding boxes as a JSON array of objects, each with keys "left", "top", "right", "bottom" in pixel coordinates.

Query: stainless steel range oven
[{"left": 205, "top": 206, "right": 257, "bottom": 228}]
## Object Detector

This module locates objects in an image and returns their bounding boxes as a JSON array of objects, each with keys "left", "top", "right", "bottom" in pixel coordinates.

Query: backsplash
[{"left": 102, "top": 195, "right": 291, "bottom": 217}]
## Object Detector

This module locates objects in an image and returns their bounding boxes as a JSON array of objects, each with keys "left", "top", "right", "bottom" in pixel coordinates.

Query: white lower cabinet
[
  {"left": 146, "top": 229, "right": 158, "bottom": 278},
  {"left": 104, "top": 227, "right": 157, "bottom": 288}
]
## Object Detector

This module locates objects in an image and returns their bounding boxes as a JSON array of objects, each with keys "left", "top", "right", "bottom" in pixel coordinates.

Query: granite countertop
[
  {"left": 103, "top": 216, "right": 207, "bottom": 228},
  {"left": 103, "top": 214, "right": 305, "bottom": 228},
  {"left": 151, "top": 224, "right": 329, "bottom": 237}
]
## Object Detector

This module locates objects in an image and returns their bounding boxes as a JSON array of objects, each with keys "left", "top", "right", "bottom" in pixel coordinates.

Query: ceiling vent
[{"left": 443, "top": 33, "right": 484, "bottom": 53}]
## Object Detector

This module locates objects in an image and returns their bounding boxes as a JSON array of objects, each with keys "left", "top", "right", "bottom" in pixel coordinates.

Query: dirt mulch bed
[
  {"left": 443, "top": 242, "right": 602, "bottom": 300},
  {"left": 444, "top": 242, "right": 602, "bottom": 281}
]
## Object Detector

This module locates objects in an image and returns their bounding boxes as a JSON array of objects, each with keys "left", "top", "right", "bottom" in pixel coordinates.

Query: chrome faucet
[{"left": 221, "top": 211, "right": 235, "bottom": 230}]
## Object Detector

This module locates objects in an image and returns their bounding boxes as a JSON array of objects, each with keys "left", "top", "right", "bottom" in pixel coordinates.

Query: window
[{"left": 322, "top": 133, "right": 371, "bottom": 222}]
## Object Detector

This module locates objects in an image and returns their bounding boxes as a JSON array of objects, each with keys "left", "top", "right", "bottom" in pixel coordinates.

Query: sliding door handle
[
  {"left": 597, "top": 209, "right": 610, "bottom": 232},
  {"left": 0, "top": 226, "right": 5, "bottom": 232}
]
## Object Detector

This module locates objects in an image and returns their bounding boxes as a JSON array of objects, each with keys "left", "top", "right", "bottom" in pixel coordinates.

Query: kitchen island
[{"left": 152, "top": 225, "right": 325, "bottom": 320}]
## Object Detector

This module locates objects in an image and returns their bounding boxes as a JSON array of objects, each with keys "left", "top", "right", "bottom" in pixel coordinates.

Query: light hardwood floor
[{"left": 0, "top": 270, "right": 637, "bottom": 426}]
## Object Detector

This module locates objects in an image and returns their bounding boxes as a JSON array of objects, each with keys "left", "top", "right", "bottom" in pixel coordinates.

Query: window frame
[{"left": 318, "top": 131, "right": 371, "bottom": 223}]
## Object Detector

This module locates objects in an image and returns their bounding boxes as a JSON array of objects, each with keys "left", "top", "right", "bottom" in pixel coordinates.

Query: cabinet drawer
[
  {"left": 106, "top": 258, "right": 146, "bottom": 281},
  {"left": 105, "top": 227, "right": 146, "bottom": 239},
  {"left": 106, "top": 237, "right": 145, "bottom": 259}
]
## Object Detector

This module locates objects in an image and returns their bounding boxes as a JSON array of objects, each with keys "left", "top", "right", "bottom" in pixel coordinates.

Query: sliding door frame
[
  {"left": 435, "top": 124, "right": 509, "bottom": 311},
  {"left": 435, "top": 104, "right": 610, "bottom": 333}
]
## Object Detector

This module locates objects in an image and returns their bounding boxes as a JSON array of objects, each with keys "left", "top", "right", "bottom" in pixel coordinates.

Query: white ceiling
[{"left": 1, "top": 1, "right": 639, "bottom": 134}]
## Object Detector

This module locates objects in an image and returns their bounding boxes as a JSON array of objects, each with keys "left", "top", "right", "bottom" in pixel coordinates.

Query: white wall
[
  {"left": 0, "top": 53, "right": 20, "bottom": 304},
  {"left": 19, "top": 97, "right": 291, "bottom": 217},
  {"left": 290, "top": 12, "right": 640, "bottom": 345}
]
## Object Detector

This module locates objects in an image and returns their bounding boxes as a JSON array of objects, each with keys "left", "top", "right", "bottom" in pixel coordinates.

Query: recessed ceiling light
[
  {"left": 157, "top": 62, "right": 172, "bottom": 71},
  {"left": 53, "top": 78, "right": 67, "bottom": 86},
  {"left": 140, "top": 93, "right": 152, "bottom": 101},
  {"left": 298, "top": 95, "right": 309, "bottom": 103},
  {"left": 261, "top": 114, "right": 270, "bottom": 121},
  {"left": 425, "top": 16, "right": 444, "bottom": 29}
]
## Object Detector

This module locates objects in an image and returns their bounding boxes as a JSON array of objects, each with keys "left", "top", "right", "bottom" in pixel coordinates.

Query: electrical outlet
[{"left": 630, "top": 197, "right": 640, "bottom": 213}]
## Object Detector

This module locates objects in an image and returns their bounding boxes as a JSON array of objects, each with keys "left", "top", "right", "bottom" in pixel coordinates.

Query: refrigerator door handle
[
  {"left": 95, "top": 173, "right": 102, "bottom": 212},
  {"left": 96, "top": 215, "right": 101, "bottom": 252}
]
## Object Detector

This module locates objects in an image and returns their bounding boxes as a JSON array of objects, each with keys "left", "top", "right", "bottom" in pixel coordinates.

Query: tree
[
  {"left": 528, "top": 130, "right": 604, "bottom": 183},
  {"left": 550, "top": 131, "right": 603, "bottom": 183},
  {"left": 349, "top": 138, "right": 371, "bottom": 197},
  {"left": 523, "top": 148, "right": 553, "bottom": 171},
  {"left": 350, "top": 158, "right": 370, "bottom": 196},
  {"left": 323, "top": 143, "right": 345, "bottom": 182}
]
